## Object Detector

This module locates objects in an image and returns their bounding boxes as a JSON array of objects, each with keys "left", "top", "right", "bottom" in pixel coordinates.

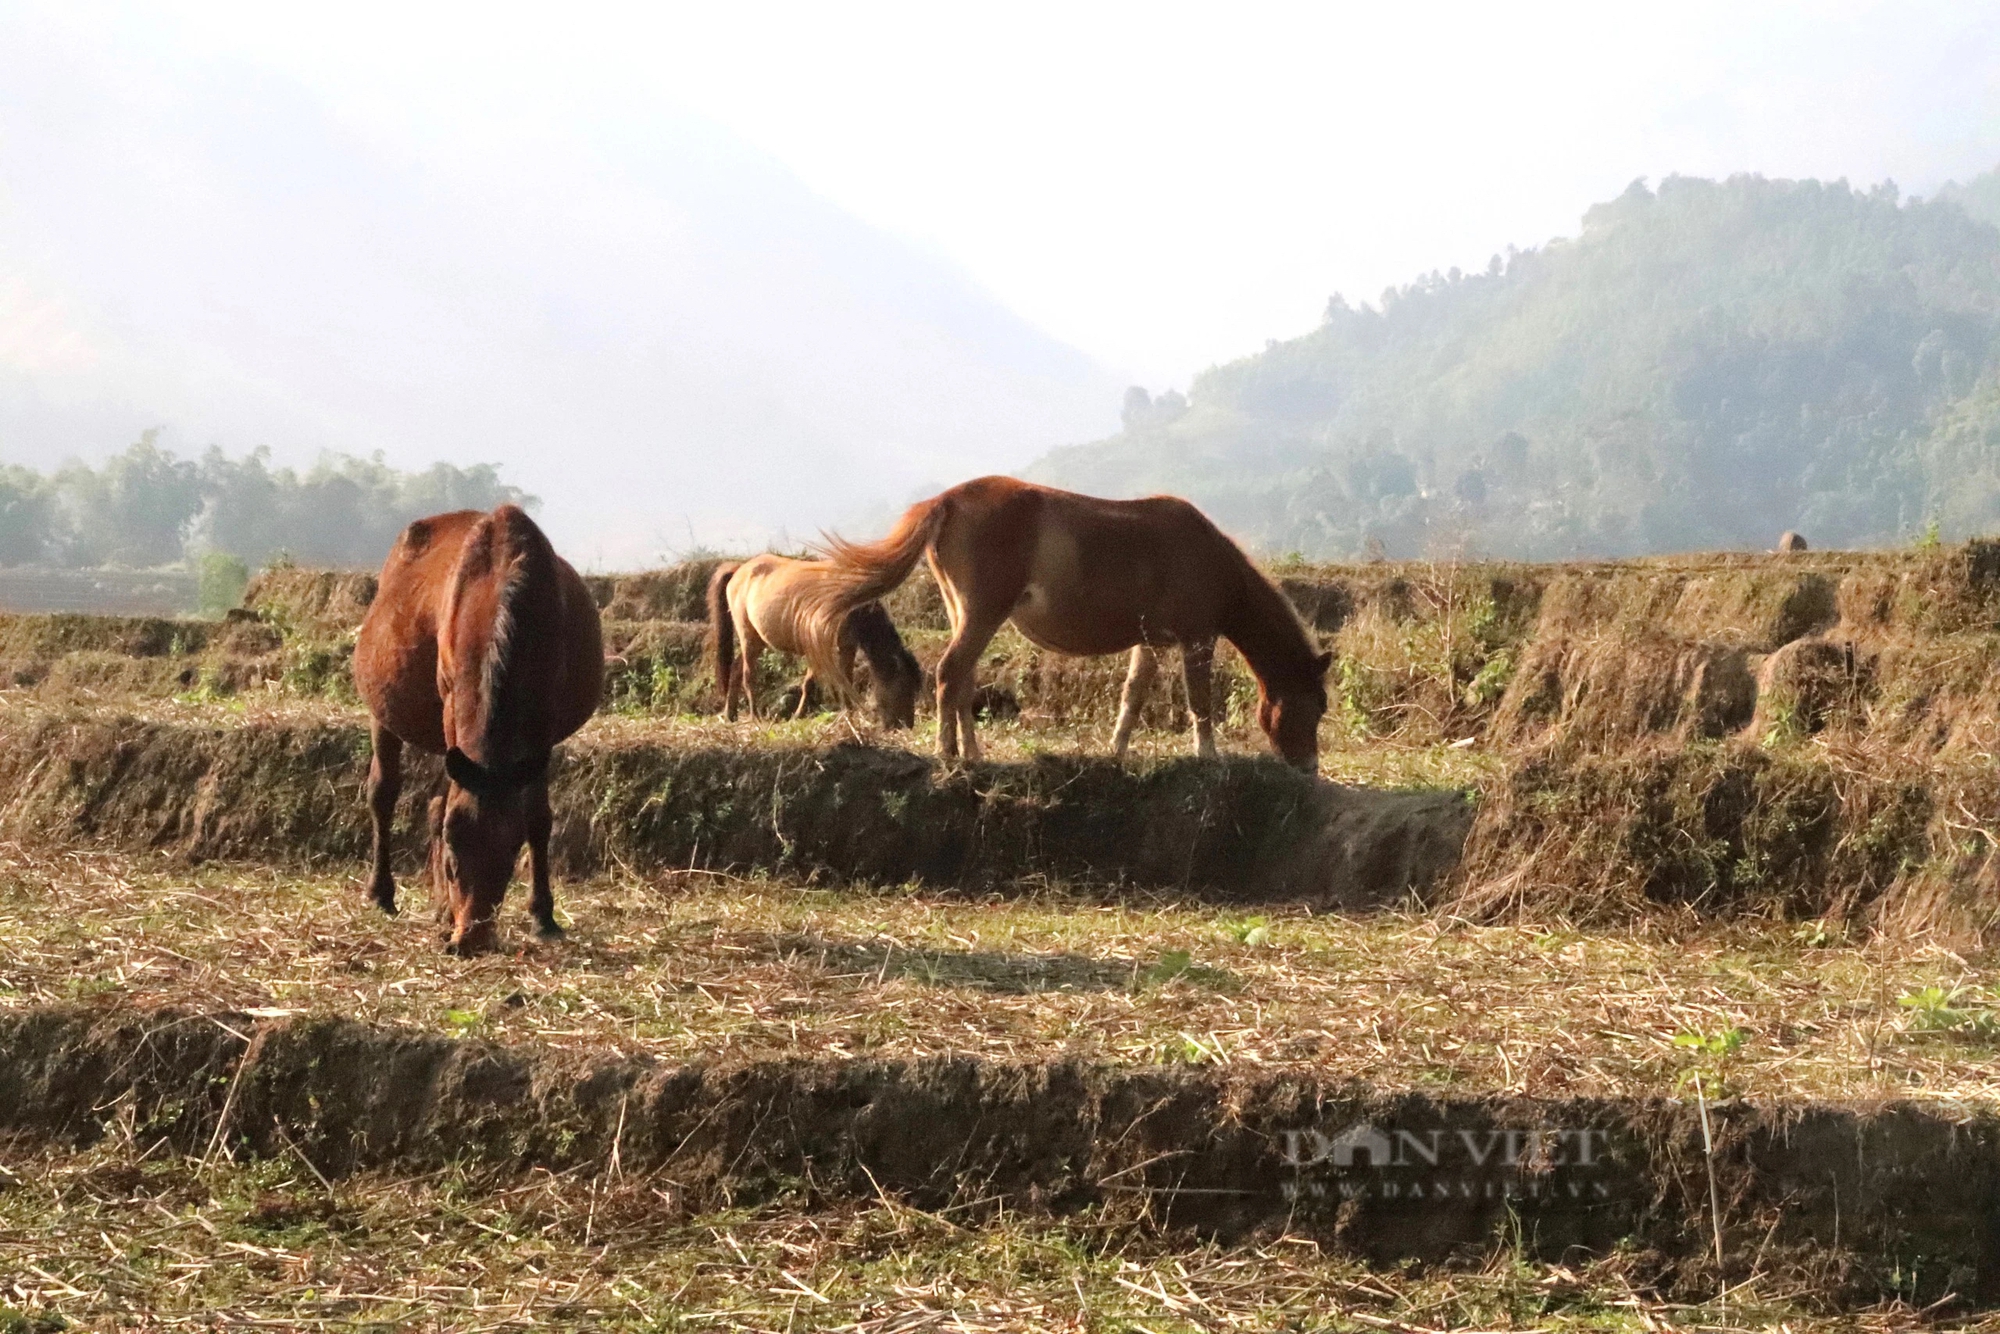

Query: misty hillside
[
  {"left": 1031, "top": 171, "right": 2000, "bottom": 559},
  {"left": 0, "top": 15, "right": 1119, "bottom": 566}
]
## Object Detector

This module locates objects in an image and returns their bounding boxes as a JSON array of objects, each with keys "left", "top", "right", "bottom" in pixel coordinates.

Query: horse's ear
[
  {"left": 1314, "top": 650, "right": 1335, "bottom": 677},
  {"left": 445, "top": 747, "right": 489, "bottom": 794}
]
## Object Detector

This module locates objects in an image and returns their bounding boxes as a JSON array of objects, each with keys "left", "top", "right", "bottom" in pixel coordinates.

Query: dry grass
[
  {"left": 6, "top": 843, "right": 2000, "bottom": 1104},
  {"left": 29, "top": 542, "right": 2000, "bottom": 769},
  {"left": 9, "top": 1131, "right": 1967, "bottom": 1332}
]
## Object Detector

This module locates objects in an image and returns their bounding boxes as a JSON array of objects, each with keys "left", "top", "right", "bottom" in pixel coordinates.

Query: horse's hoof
[
  {"left": 534, "top": 917, "right": 566, "bottom": 940},
  {"left": 365, "top": 883, "right": 398, "bottom": 915},
  {"left": 444, "top": 925, "right": 499, "bottom": 956}
]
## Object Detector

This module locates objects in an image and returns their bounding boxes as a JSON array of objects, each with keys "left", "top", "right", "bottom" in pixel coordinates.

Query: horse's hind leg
[
  {"left": 1111, "top": 645, "right": 1160, "bottom": 759},
  {"left": 525, "top": 777, "right": 562, "bottom": 939},
  {"left": 364, "top": 722, "right": 402, "bottom": 913},
  {"left": 721, "top": 635, "right": 743, "bottom": 720},
  {"left": 1182, "top": 638, "right": 1220, "bottom": 759},
  {"left": 936, "top": 611, "right": 1006, "bottom": 762},
  {"left": 738, "top": 628, "right": 765, "bottom": 720}
]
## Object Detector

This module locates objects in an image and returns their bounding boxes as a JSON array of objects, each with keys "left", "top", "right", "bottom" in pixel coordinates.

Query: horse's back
[
  {"left": 945, "top": 478, "right": 1227, "bottom": 561},
  {"left": 938, "top": 480, "right": 1244, "bottom": 654}
]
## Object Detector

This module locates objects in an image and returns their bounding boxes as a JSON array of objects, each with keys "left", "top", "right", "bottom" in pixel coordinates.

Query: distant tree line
[
  {"left": 0, "top": 433, "right": 534, "bottom": 569},
  {"left": 1033, "top": 170, "right": 2000, "bottom": 559}
]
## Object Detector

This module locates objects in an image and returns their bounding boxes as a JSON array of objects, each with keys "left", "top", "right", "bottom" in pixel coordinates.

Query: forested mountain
[{"left": 1031, "top": 171, "right": 2000, "bottom": 558}]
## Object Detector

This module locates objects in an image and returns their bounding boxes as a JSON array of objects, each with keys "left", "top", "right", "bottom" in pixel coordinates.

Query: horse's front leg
[
  {"left": 838, "top": 640, "right": 860, "bottom": 717},
  {"left": 1182, "top": 639, "right": 1220, "bottom": 759},
  {"left": 793, "top": 670, "right": 816, "bottom": 720},
  {"left": 364, "top": 722, "right": 403, "bottom": 912},
  {"left": 1111, "top": 645, "right": 1159, "bottom": 759},
  {"left": 525, "top": 777, "right": 562, "bottom": 939}
]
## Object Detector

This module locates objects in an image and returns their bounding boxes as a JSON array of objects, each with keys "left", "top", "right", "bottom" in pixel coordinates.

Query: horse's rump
[{"left": 440, "top": 505, "right": 576, "bottom": 771}]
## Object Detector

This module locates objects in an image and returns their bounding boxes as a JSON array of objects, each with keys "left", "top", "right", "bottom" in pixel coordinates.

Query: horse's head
[
  {"left": 1256, "top": 650, "right": 1333, "bottom": 774},
  {"left": 431, "top": 747, "right": 549, "bottom": 954},
  {"left": 872, "top": 645, "right": 923, "bottom": 729},
  {"left": 850, "top": 601, "right": 923, "bottom": 731}
]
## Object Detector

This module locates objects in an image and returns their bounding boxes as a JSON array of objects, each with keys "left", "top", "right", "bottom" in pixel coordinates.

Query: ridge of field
[
  {"left": 6, "top": 542, "right": 2000, "bottom": 934},
  {"left": 0, "top": 698, "right": 1469, "bottom": 909},
  {"left": 7, "top": 840, "right": 2000, "bottom": 1314},
  {"left": 18, "top": 542, "right": 2000, "bottom": 750},
  {"left": 8, "top": 992, "right": 1998, "bottom": 1310}
]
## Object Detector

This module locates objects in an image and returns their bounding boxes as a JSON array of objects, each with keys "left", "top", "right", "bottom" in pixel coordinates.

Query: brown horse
[
  {"left": 807, "top": 477, "right": 1332, "bottom": 771},
  {"left": 708, "top": 554, "right": 921, "bottom": 728},
  {"left": 353, "top": 505, "right": 603, "bottom": 953}
]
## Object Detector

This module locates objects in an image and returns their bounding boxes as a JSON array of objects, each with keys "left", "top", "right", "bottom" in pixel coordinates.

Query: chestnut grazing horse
[
  {"left": 353, "top": 505, "right": 603, "bottom": 953},
  {"left": 708, "top": 554, "right": 921, "bottom": 728},
  {"left": 807, "top": 477, "right": 1332, "bottom": 771}
]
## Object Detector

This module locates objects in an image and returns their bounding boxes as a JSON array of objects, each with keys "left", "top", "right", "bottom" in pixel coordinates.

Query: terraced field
[{"left": 9, "top": 546, "right": 2000, "bottom": 1330}]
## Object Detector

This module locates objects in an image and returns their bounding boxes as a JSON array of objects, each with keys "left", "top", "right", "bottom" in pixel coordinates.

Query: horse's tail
[
  {"left": 804, "top": 494, "right": 948, "bottom": 688},
  {"left": 706, "top": 561, "right": 742, "bottom": 710}
]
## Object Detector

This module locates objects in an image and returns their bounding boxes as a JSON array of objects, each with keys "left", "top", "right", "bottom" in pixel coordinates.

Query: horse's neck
[{"left": 1220, "top": 568, "right": 1316, "bottom": 689}]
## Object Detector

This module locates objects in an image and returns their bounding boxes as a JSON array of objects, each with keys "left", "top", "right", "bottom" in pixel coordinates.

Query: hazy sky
[
  {"left": 3, "top": 1, "right": 1999, "bottom": 559},
  {"left": 159, "top": 0, "right": 2000, "bottom": 389}
]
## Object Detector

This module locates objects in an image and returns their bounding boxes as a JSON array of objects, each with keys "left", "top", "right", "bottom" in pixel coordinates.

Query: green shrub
[{"left": 198, "top": 551, "right": 250, "bottom": 617}]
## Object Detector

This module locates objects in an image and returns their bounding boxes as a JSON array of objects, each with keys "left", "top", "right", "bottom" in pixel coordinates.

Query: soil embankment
[
  {"left": 0, "top": 708, "right": 1467, "bottom": 904},
  {"left": 1, "top": 1001, "right": 1991, "bottom": 1305}
]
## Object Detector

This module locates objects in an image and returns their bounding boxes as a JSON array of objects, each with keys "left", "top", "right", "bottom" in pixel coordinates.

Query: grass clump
[{"left": 1897, "top": 984, "right": 2000, "bottom": 1040}]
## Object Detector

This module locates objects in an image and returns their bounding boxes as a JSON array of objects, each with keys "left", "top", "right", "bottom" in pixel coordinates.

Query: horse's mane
[{"left": 449, "top": 505, "right": 556, "bottom": 757}]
